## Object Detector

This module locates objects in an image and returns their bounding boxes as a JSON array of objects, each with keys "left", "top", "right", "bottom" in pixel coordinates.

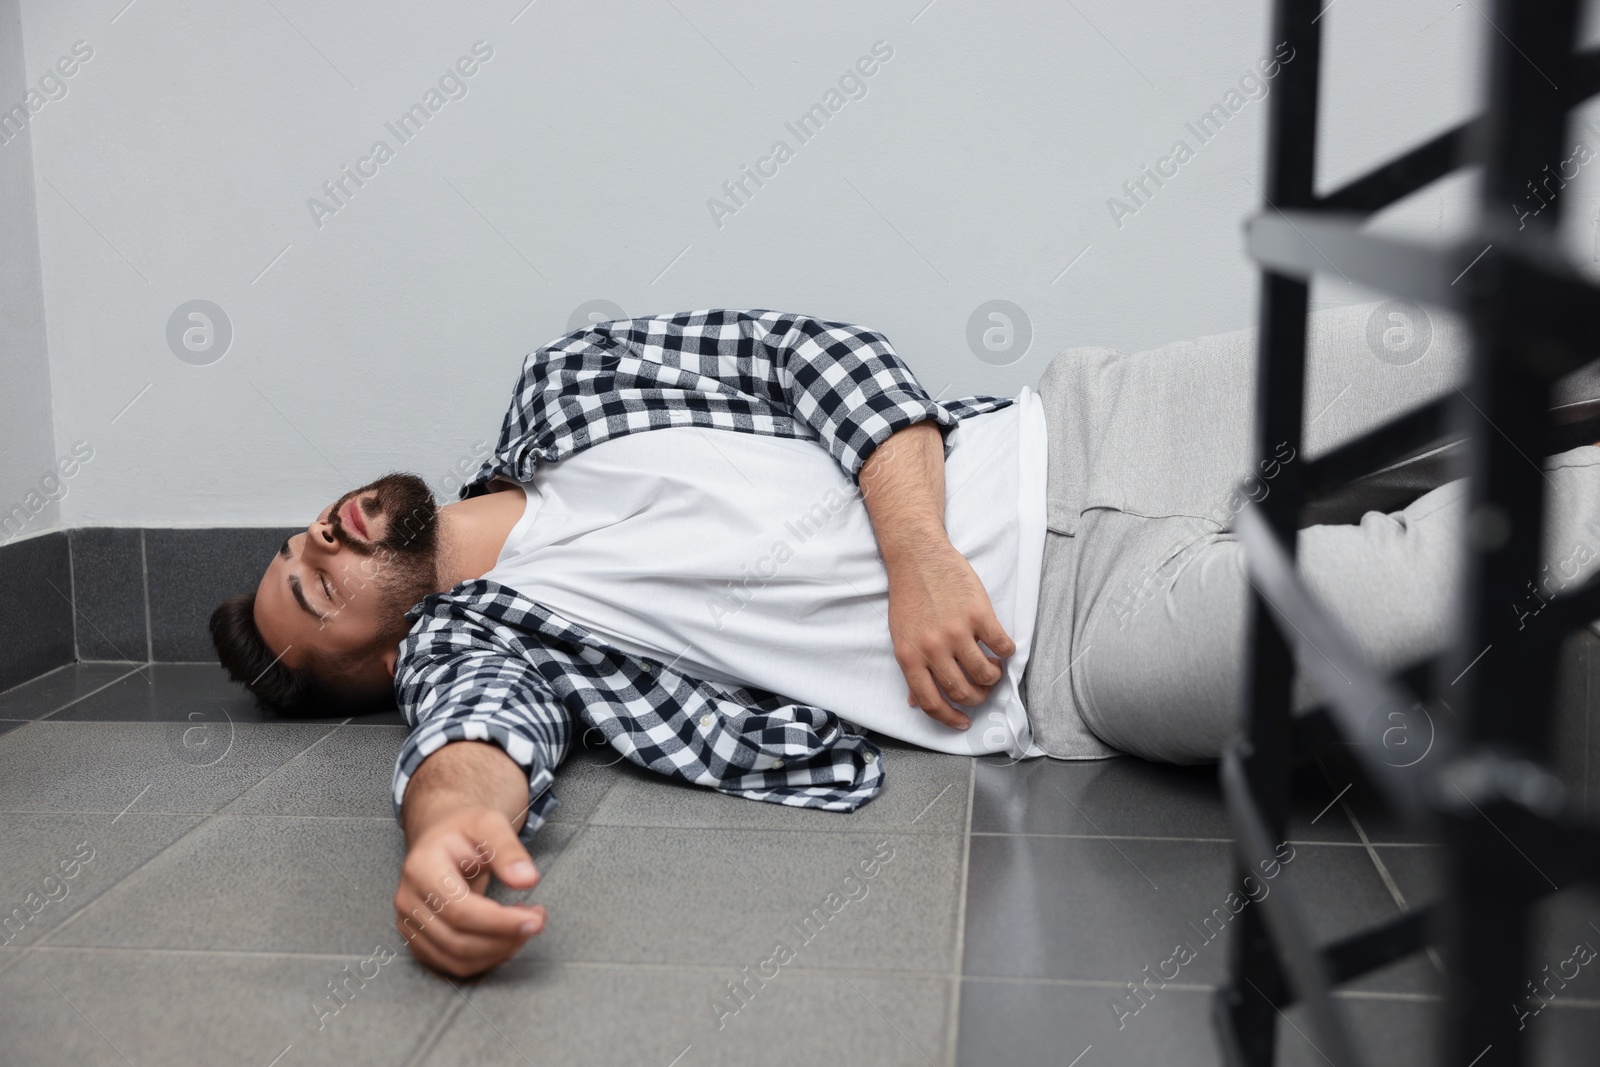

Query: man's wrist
[
  {"left": 401, "top": 740, "right": 531, "bottom": 844},
  {"left": 878, "top": 523, "right": 956, "bottom": 574}
]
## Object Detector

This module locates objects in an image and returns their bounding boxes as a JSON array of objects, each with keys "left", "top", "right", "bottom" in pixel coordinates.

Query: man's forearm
[
  {"left": 859, "top": 421, "right": 950, "bottom": 567},
  {"left": 400, "top": 740, "right": 531, "bottom": 845},
  {"left": 859, "top": 418, "right": 1016, "bottom": 726}
]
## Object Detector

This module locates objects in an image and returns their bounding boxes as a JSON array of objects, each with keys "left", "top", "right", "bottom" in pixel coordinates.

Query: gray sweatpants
[{"left": 1019, "top": 304, "right": 1600, "bottom": 764}]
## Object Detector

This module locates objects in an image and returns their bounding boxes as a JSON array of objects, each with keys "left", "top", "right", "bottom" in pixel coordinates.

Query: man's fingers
[
  {"left": 400, "top": 917, "right": 511, "bottom": 977},
  {"left": 461, "top": 809, "right": 540, "bottom": 890},
  {"left": 394, "top": 888, "right": 545, "bottom": 977},
  {"left": 907, "top": 667, "right": 971, "bottom": 730},
  {"left": 977, "top": 611, "right": 1017, "bottom": 659},
  {"left": 953, "top": 640, "right": 1003, "bottom": 688},
  {"left": 433, "top": 892, "right": 546, "bottom": 940},
  {"left": 934, "top": 661, "right": 985, "bottom": 706}
]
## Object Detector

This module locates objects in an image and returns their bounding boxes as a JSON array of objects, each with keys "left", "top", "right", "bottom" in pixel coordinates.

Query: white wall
[
  {"left": 12, "top": 0, "right": 1597, "bottom": 528},
  {"left": 0, "top": 0, "right": 58, "bottom": 542}
]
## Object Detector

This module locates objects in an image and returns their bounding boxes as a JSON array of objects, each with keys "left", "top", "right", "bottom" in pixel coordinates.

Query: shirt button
[
  {"left": 639, "top": 662, "right": 652, "bottom": 673},
  {"left": 864, "top": 752, "right": 877, "bottom": 764},
  {"left": 772, "top": 758, "right": 785, "bottom": 769},
  {"left": 699, "top": 714, "right": 714, "bottom": 729}
]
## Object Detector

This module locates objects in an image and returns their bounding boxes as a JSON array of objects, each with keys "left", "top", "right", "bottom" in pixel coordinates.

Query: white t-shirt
[{"left": 482, "top": 388, "right": 1049, "bottom": 758}]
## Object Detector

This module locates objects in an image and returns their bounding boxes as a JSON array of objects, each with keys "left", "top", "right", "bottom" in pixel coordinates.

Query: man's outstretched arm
[
  {"left": 395, "top": 740, "right": 547, "bottom": 978},
  {"left": 390, "top": 605, "right": 576, "bottom": 979},
  {"left": 859, "top": 420, "right": 1016, "bottom": 730}
]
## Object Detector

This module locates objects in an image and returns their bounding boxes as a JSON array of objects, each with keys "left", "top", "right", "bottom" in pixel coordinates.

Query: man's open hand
[
  {"left": 888, "top": 541, "right": 1017, "bottom": 730},
  {"left": 394, "top": 806, "right": 546, "bottom": 978}
]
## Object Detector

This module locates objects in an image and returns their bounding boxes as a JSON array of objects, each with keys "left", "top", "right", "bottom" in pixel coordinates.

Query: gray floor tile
[
  {"left": 229, "top": 726, "right": 408, "bottom": 818},
  {"left": 1279, "top": 994, "right": 1597, "bottom": 1067},
  {"left": 1380, "top": 845, "right": 1600, "bottom": 1002},
  {"left": 1275, "top": 995, "right": 1441, "bottom": 1067},
  {"left": 958, "top": 978, "right": 1215, "bottom": 1066},
  {"left": 45, "top": 814, "right": 578, "bottom": 955},
  {"left": 0, "top": 812, "right": 203, "bottom": 948},
  {"left": 503, "top": 825, "right": 961, "bottom": 973},
  {"left": 420, "top": 962, "right": 950, "bottom": 1067},
  {"left": 589, "top": 739, "right": 971, "bottom": 833},
  {"left": 0, "top": 662, "right": 141, "bottom": 720},
  {"left": 954, "top": 980, "right": 1474, "bottom": 1067},
  {"left": 961, "top": 837, "right": 1419, "bottom": 990},
  {"left": 0, "top": 719, "right": 26, "bottom": 737},
  {"left": 0, "top": 946, "right": 458, "bottom": 1067},
  {"left": 0, "top": 721, "right": 335, "bottom": 814},
  {"left": 543, "top": 747, "right": 631, "bottom": 825},
  {"left": 51, "top": 661, "right": 286, "bottom": 723},
  {"left": 1527, "top": 1002, "right": 1600, "bottom": 1062},
  {"left": 1278, "top": 996, "right": 1435, "bottom": 1067},
  {"left": 972, "top": 754, "right": 1358, "bottom": 842},
  {"left": 1332, "top": 792, "right": 1439, "bottom": 846}
]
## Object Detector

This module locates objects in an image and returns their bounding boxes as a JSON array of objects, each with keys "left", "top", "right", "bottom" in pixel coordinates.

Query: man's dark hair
[{"left": 210, "top": 593, "right": 371, "bottom": 715}]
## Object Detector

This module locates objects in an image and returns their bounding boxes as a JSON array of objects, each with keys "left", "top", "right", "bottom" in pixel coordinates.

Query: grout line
[
  {"left": 33, "top": 664, "right": 149, "bottom": 723},
  {"left": 964, "top": 831, "right": 1434, "bottom": 846},
  {"left": 1341, "top": 798, "right": 1446, "bottom": 975},
  {"left": 30, "top": 808, "right": 223, "bottom": 955},
  {"left": 26, "top": 945, "right": 411, "bottom": 962},
  {"left": 0, "top": 661, "right": 75, "bottom": 699},
  {"left": 66, "top": 531, "right": 80, "bottom": 662},
  {"left": 211, "top": 723, "right": 346, "bottom": 819},
  {"left": 964, "top": 974, "right": 1217, "bottom": 991},
  {"left": 955, "top": 974, "right": 1516, "bottom": 1006},
  {"left": 943, "top": 760, "right": 977, "bottom": 1067},
  {"left": 402, "top": 993, "right": 471, "bottom": 1067},
  {"left": 139, "top": 530, "right": 154, "bottom": 664},
  {"left": 0, "top": 809, "right": 401, "bottom": 819},
  {"left": 20, "top": 945, "right": 990, "bottom": 980},
  {"left": 37, "top": 721, "right": 347, "bottom": 949},
  {"left": 1317, "top": 753, "right": 1446, "bottom": 973},
  {"left": 134, "top": 660, "right": 240, "bottom": 666},
  {"left": 1342, "top": 800, "right": 1409, "bottom": 912}
]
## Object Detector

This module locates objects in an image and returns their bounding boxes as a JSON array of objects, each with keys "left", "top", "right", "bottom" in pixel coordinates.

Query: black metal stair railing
[{"left": 1212, "top": 1, "right": 1600, "bottom": 1065}]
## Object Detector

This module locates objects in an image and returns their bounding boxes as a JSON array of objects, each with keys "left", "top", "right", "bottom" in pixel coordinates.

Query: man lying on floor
[{"left": 209, "top": 307, "right": 1600, "bottom": 979}]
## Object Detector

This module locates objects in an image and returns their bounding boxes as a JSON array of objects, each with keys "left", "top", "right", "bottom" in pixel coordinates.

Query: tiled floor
[{"left": 1, "top": 663, "right": 1596, "bottom": 1065}]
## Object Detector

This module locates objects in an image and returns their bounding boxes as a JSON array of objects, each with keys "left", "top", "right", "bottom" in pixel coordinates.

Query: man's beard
[{"left": 330, "top": 472, "right": 442, "bottom": 644}]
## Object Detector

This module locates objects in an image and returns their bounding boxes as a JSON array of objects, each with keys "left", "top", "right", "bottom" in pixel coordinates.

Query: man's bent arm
[{"left": 859, "top": 421, "right": 1016, "bottom": 730}]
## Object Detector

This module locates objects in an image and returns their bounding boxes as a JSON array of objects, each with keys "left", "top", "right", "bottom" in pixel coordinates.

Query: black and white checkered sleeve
[
  {"left": 740, "top": 310, "right": 962, "bottom": 478},
  {"left": 391, "top": 598, "right": 574, "bottom": 848},
  {"left": 462, "top": 310, "right": 1021, "bottom": 495}
]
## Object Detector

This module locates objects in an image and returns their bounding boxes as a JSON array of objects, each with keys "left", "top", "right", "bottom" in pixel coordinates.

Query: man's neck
[{"left": 430, "top": 485, "right": 527, "bottom": 591}]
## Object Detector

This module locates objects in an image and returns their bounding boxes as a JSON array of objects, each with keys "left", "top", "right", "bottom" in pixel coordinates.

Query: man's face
[{"left": 254, "top": 473, "right": 441, "bottom": 691}]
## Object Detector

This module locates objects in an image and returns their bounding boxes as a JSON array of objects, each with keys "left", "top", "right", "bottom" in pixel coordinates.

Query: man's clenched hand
[
  {"left": 888, "top": 542, "right": 1016, "bottom": 729},
  {"left": 397, "top": 742, "right": 552, "bottom": 978},
  {"left": 858, "top": 421, "right": 1016, "bottom": 730},
  {"left": 394, "top": 806, "right": 547, "bottom": 978}
]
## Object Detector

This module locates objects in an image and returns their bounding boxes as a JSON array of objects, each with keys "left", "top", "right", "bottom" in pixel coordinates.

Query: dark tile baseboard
[
  {"left": 0, "top": 532, "right": 74, "bottom": 692},
  {"left": 143, "top": 528, "right": 298, "bottom": 661},
  {"left": 0, "top": 527, "right": 296, "bottom": 690}
]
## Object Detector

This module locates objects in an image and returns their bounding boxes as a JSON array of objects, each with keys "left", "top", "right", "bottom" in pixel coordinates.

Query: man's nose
[{"left": 304, "top": 514, "right": 340, "bottom": 554}]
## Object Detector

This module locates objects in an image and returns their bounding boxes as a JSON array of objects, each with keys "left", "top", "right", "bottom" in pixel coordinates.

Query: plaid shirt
[{"left": 392, "top": 309, "right": 1013, "bottom": 843}]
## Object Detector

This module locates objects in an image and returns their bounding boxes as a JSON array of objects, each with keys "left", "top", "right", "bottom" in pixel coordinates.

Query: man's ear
[{"left": 382, "top": 646, "right": 400, "bottom": 679}]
